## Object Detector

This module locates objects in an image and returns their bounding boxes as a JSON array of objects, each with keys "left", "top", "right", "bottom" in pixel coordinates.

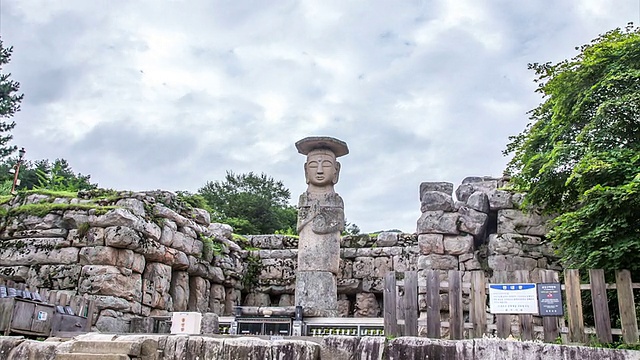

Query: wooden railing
[{"left": 384, "top": 269, "right": 639, "bottom": 344}]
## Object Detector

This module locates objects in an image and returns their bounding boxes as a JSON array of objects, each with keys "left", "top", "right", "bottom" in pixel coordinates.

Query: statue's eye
[{"left": 308, "top": 162, "right": 319, "bottom": 168}]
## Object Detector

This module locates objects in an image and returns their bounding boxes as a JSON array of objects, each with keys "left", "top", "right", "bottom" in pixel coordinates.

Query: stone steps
[
  {"left": 55, "top": 339, "right": 158, "bottom": 360},
  {"left": 56, "top": 354, "right": 130, "bottom": 360}
]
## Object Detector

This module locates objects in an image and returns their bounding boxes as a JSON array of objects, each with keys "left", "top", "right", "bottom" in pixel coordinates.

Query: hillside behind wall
[{"left": 0, "top": 177, "right": 561, "bottom": 333}]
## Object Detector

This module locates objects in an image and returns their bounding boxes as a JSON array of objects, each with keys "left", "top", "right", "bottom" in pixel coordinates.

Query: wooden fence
[
  {"left": 0, "top": 279, "right": 95, "bottom": 337},
  {"left": 384, "top": 269, "right": 639, "bottom": 344}
]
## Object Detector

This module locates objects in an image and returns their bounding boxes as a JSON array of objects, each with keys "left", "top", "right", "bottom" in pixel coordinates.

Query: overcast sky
[{"left": 0, "top": 1, "right": 637, "bottom": 233}]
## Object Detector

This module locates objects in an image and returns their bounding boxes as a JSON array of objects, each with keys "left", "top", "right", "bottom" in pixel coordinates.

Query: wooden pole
[{"left": 383, "top": 271, "right": 398, "bottom": 337}]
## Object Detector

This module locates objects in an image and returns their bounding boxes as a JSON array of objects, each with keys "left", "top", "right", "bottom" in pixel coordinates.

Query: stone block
[
  {"left": 466, "top": 191, "right": 490, "bottom": 213},
  {"left": 170, "top": 271, "right": 189, "bottom": 311},
  {"left": 372, "top": 257, "right": 392, "bottom": 277},
  {"left": 375, "top": 232, "right": 398, "bottom": 247},
  {"left": 418, "top": 234, "right": 444, "bottom": 255},
  {"left": 489, "top": 189, "right": 513, "bottom": 210},
  {"left": 443, "top": 234, "right": 474, "bottom": 255},
  {"left": 457, "top": 206, "right": 488, "bottom": 236},
  {"left": 354, "top": 292, "right": 380, "bottom": 317},
  {"left": 418, "top": 254, "right": 459, "bottom": 270},
  {"left": 352, "top": 257, "right": 374, "bottom": 279},
  {"left": 420, "top": 191, "right": 455, "bottom": 212},
  {"left": 142, "top": 262, "right": 172, "bottom": 310},
  {"left": 295, "top": 271, "right": 337, "bottom": 316},
  {"left": 187, "top": 276, "right": 210, "bottom": 312},
  {"left": 79, "top": 265, "right": 142, "bottom": 302},
  {"left": 420, "top": 182, "right": 454, "bottom": 197},
  {"left": 337, "top": 279, "right": 361, "bottom": 294},
  {"left": 497, "top": 209, "right": 550, "bottom": 236},
  {"left": 416, "top": 211, "right": 459, "bottom": 235}
]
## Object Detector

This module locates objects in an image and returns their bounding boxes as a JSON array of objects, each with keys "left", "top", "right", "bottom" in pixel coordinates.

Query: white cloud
[{"left": 1, "top": 0, "right": 637, "bottom": 232}]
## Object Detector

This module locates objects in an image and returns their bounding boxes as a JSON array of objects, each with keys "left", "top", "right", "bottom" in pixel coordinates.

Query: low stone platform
[{"left": 1, "top": 333, "right": 639, "bottom": 360}]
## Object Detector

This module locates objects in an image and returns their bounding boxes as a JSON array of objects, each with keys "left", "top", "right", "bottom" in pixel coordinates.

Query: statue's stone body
[{"left": 294, "top": 137, "right": 348, "bottom": 316}]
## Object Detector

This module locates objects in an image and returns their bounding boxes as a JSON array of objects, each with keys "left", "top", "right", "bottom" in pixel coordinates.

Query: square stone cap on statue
[{"left": 295, "top": 136, "right": 349, "bottom": 157}]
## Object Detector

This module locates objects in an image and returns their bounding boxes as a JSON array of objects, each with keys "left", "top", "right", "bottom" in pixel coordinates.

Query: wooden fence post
[
  {"left": 565, "top": 269, "right": 585, "bottom": 343},
  {"left": 515, "top": 270, "right": 533, "bottom": 341},
  {"left": 616, "top": 270, "right": 639, "bottom": 344},
  {"left": 589, "top": 269, "right": 612, "bottom": 344},
  {"left": 448, "top": 270, "right": 463, "bottom": 340},
  {"left": 470, "top": 271, "right": 486, "bottom": 338},
  {"left": 384, "top": 271, "right": 398, "bottom": 337},
  {"left": 425, "top": 269, "right": 441, "bottom": 338},
  {"left": 404, "top": 271, "right": 418, "bottom": 336},
  {"left": 494, "top": 271, "right": 511, "bottom": 338},
  {"left": 540, "top": 270, "right": 560, "bottom": 342}
]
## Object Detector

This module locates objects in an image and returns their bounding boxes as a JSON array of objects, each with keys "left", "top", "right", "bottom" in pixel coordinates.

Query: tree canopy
[
  {"left": 0, "top": 158, "right": 97, "bottom": 194},
  {"left": 0, "top": 39, "right": 24, "bottom": 159},
  {"left": 198, "top": 171, "right": 297, "bottom": 235},
  {"left": 504, "top": 25, "right": 640, "bottom": 271}
]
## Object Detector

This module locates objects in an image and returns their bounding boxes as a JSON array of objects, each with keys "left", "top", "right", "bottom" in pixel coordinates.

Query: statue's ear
[
  {"left": 333, "top": 161, "right": 341, "bottom": 184},
  {"left": 304, "top": 163, "right": 310, "bottom": 184}
]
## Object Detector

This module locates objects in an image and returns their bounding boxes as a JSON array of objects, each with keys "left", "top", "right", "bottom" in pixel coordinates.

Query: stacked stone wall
[
  {"left": 0, "top": 176, "right": 562, "bottom": 332},
  {"left": 0, "top": 191, "right": 246, "bottom": 332}
]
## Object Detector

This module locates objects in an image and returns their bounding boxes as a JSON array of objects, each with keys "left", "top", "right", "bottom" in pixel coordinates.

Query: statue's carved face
[{"left": 305, "top": 150, "right": 340, "bottom": 186}]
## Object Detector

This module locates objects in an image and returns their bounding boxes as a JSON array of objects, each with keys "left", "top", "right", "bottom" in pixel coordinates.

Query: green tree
[
  {"left": 198, "top": 171, "right": 297, "bottom": 234},
  {"left": 0, "top": 158, "right": 97, "bottom": 193},
  {"left": 0, "top": 39, "right": 24, "bottom": 159},
  {"left": 504, "top": 25, "right": 640, "bottom": 272}
]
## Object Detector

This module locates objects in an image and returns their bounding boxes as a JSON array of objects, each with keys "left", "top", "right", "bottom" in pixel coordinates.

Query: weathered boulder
[
  {"left": 209, "top": 284, "right": 226, "bottom": 314},
  {"left": 443, "top": 234, "right": 474, "bottom": 255},
  {"left": 78, "top": 265, "right": 142, "bottom": 301},
  {"left": 243, "top": 292, "right": 271, "bottom": 306},
  {"left": 457, "top": 207, "right": 488, "bottom": 236},
  {"left": 142, "top": 262, "right": 172, "bottom": 310},
  {"left": 488, "top": 189, "right": 513, "bottom": 210},
  {"left": 353, "top": 257, "right": 375, "bottom": 279},
  {"left": 115, "top": 198, "right": 146, "bottom": 217},
  {"left": 420, "top": 182, "right": 454, "bottom": 197},
  {"left": 0, "top": 242, "right": 78, "bottom": 266},
  {"left": 354, "top": 292, "right": 380, "bottom": 317},
  {"left": 420, "top": 191, "right": 455, "bottom": 212},
  {"left": 418, "top": 254, "right": 459, "bottom": 270},
  {"left": 26, "top": 264, "right": 81, "bottom": 289},
  {"left": 170, "top": 270, "right": 189, "bottom": 311},
  {"left": 375, "top": 232, "right": 398, "bottom": 247},
  {"left": 497, "top": 209, "right": 550, "bottom": 236},
  {"left": 188, "top": 276, "right": 210, "bottom": 312},
  {"left": 416, "top": 211, "right": 459, "bottom": 235},
  {"left": 79, "top": 246, "right": 145, "bottom": 273},
  {"left": 466, "top": 191, "right": 490, "bottom": 213},
  {"left": 418, "top": 234, "right": 444, "bottom": 255}
]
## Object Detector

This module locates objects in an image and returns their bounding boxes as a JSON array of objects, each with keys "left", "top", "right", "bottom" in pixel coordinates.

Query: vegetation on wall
[{"left": 504, "top": 25, "right": 640, "bottom": 272}]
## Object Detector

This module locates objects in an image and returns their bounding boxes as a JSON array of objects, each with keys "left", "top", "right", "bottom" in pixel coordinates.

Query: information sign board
[
  {"left": 537, "top": 283, "right": 563, "bottom": 316},
  {"left": 489, "top": 283, "right": 538, "bottom": 314}
]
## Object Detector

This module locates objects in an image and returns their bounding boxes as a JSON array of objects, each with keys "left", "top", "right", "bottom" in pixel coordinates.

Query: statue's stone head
[
  {"left": 305, "top": 149, "right": 340, "bottom": 186},
  {"left": 296, "top": 136, "right": 349, "bottom": 192}
]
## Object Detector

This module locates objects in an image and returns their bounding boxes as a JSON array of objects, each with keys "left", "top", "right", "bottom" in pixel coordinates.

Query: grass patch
[
  {"left": 22, "top": 189, "right": 78, "bottom": 198},
  {"left": 8, "top": 203, "right": 118, "bottom": 217},
  {"left": 0, "top": 195, "right": 13, "bottom": 205}
]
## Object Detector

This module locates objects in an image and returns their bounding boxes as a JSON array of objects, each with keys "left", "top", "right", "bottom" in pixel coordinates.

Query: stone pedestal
[{"left": 295, "top": 271, "right": 338, "bottom": 317}]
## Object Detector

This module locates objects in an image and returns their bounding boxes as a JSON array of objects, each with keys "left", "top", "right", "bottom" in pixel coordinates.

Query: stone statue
[{"left": 294, "top": 136, "right": 349, "bottom": 316}]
